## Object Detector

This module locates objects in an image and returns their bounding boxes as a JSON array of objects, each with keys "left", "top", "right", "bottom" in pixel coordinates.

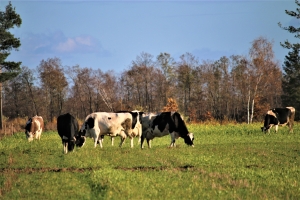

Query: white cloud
[
  {"left": 75, "top": 36, "right": 93, "bottom": 46},
  {"left": 56, "top": 38, "right": 77, "bottom": 52},
  {"left": 21, "top": 31, "right": 109, "bottom": 55}
]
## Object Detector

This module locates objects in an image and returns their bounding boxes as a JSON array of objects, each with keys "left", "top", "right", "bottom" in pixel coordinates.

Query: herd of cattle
[{"left": 24, "top": 107, "right": 295, "bottom": 154}]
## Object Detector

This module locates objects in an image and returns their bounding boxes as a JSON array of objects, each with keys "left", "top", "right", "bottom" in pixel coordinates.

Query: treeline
[{"left": 3, "top": 37, "right": 285, "bottom": 123}]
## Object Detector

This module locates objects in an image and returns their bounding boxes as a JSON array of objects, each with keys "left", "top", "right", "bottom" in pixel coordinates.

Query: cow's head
[
  {"left": 261, "top": 126, "right": 270, "bottom": 132},
  {"left": 184, "top": 132, "right": 194, "bottom": 147},
  {"left": 75, "top": 134, "right": 86, "bottom": 147},
  {"left": 62, "top": 134, "right": 86, "bottom": 154},
  {"left": 25, "top": 118, "right": 34, "bottom": 141},
  {"left": 261, "top": 110, "right": 278, "bottom": 133}
]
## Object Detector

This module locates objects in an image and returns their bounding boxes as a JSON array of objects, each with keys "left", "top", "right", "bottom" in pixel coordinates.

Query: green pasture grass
[{"left": 0, "top": 123, "right": 299, "bottom": 199}]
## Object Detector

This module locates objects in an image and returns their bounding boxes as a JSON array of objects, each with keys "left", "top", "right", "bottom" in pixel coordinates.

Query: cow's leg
[
  {"left": 169, "top": 132, "right": 176, "bottom": 147},
  {"left": 288, "top": 121, "right": 293, "bottom": 133},
  {"left": 97, "top": 135, "right": 104, "bottom": 148},
  {"left": 146, "top": 139, "right": 152, "bottom": 148},
  {"left": 145, "top": 130, "right": 155, "bottom": 148},
  {"left": 119, "top": 136, "right": 126, "bottom": 147},
  {"left": 99, "top": 139, "right": 103, "bottom": 148},
  {"left": 93, "top": 137, "right": 98, "bottom": 148},
  {"left": 119, "top": 131, "right": 127, "bottom": 147},
  {"left": 91, "top": 128, "right": 101, "bottom": 148},
  {"left": 37, "top": 129, "right": 42, "bottom": 140},
  {"left": 111, "top": 136, "right": 114, "bottom": 146},
  {"left": 101, "top": 135, "right": 104, "bottom": 144},
  {"left": 130, "top": 137, "right": 134, "bottom": 148},
  {"left": 141, "top": 133, "right": 146, "bottom": 149},
  {"left": 62, "top": 136, "right": 68, "bottom": 154},
  {"left": 275, "top": 125, "right": 279, "bottom": 133},
  {"left": 63, "top": 142, "right": 68, "bottom": 154},
  {"left": 137, "top": 136, "right": 141, "bottom": 144}
]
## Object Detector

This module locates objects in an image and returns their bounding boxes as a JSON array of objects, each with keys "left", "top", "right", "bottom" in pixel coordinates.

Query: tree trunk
[
  {"left": 247, "top": 89, "right": 250, "bottom": 124},
  {"left": 250, "top": 98, "right": 255, "bottom": 124},
  {"left": 0, "top": 82, "right": 2, "bottom": 129}
]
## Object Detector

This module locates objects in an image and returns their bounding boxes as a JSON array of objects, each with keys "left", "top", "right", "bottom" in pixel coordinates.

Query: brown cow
[{"left": 25, "top": 116, "right": 44, "bottom": 141}]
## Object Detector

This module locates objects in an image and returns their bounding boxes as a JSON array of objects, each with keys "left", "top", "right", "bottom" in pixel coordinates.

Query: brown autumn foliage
[
  {"left": 1, "top": 37, "right": 286, "bottom": 126},
  {"left": 161, "top": 98, "right": 179, "bottom": 112}
]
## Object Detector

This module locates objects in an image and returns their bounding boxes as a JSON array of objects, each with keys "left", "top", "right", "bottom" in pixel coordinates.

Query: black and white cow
[
  {"left": 141, "top": 112, "right": 194, "bottom": 148},
  {"left": 57, "top": 113, "right": 86, "bottom": 154},
  {"left": 110, "top": 110, "right": 144, "bottom": 147},
  {"left": 80, "top": 111, "right": 140, "bottom": 148},
  {"left": 261, "top": 107, "right": 296, "bottom": 133},
  {"left": 25, "top": 115, "right": 44, "bottom": 142}
]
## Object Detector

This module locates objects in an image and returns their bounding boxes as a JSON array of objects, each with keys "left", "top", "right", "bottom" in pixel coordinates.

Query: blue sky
[{"left": 2, "top": 0, "right": 298, "bottom": 73}]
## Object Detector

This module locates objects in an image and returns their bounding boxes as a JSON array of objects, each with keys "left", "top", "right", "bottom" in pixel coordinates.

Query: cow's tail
[
  {"left": 289, "top": 107, "right": 296, "bottom": 132},
  {"left": 289, "top": 107, "right": 296, "bottom": 121}
]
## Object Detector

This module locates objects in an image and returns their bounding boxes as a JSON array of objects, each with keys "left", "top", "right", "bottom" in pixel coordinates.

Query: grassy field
[{"left": 0, "top": 123, "right": 299, "bottom": 200}]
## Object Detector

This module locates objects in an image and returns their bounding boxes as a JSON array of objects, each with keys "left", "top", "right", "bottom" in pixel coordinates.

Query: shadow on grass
[{"left": 0, "top": 167, "right": 102, "bottom": 173}]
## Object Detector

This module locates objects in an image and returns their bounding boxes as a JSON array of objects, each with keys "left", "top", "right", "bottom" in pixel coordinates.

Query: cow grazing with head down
[
  {"left": 141, "top": 112, "right": 194, "bottom": 148},
  {"left": 261, "top": 107, "right": 295, "bottom": 133},
  {"left": 57, "top": 113, "right": 86, "bottom": 154},
  {"left": 25, "top": 116, "right": 44, "bottom": 142},
  {"left": 80, "top": 111, "right": 140, "bottom": 148}
]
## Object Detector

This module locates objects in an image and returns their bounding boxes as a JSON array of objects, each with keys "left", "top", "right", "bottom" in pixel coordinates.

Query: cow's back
[
  {"left": 57, "top": 113, "right": 79, "bottom": 138},
  {"left": 272, "top": 107, "right": 293, "bottom": 124},
  {"left": 142, "top": 113, "right": 157, "bottom": 131},
  {"left": 32, "top": 116, "right": 44, "bottom": 132}
]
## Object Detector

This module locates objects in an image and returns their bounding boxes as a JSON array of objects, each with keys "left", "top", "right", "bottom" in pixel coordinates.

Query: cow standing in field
[
  {"left": 141, "top": 112, "right": 194, "bottom": 148},
  {"left": 57, "top": 113, "right": 86, "bottom": 154},
  {"left": 110, "top": 110, "right": 144, "bottom": 147},
  {"left": 25, "top": 115, "right": 44, "bottom": 142},
  {"left": 261, "top": 107, "right": 296, "bottom": 133},
  {"left": 80, "top": 111, "right": 140, "bottom": 148}
]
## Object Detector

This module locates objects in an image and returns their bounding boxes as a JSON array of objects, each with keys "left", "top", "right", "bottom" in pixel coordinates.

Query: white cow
[
  {"left": 141, "top": 112, "right": 194, "bottom": 148},
  {"left": 80, "top": 112, "right": 140, "bottom": 148}
]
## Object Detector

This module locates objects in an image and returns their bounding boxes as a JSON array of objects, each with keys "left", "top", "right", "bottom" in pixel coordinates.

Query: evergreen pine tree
[
  {"left": 281, "top": 46, "right": 300, "bottom": 113},
  {"left": 279, "top": 0, "right": 300, "bottom": 119},
  {"left": 0, "top": 2, "right": 22, "bottom": 128}
]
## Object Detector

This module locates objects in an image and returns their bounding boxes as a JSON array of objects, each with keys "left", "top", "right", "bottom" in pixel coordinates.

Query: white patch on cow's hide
[
  {"left": 188, "top": 133, "right": 194, "bottom": 147},
  {"left": 287, "top": 107, "right": 295, "bottom": 113},
  {"left": 267, "top": 110, "right": 277, "bottom": 118}
]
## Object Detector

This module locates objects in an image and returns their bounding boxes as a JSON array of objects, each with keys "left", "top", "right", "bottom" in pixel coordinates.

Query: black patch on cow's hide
[
  {"left": 25, "top": 118, "right": 32, "bottom": 137},
  {"left": 116, "top": 111, "right": 141, "bottom": 129},
  {"left": 130, "top": 112, "right": 139, "bottom": 129},
  {"left": 86, "top": 117, "right": 95, "bottom": 129},
  {"left": 172, "top": 112, "right": 189, "bottom": 135},
  {"left": 272, "top": 108, "right": 291, "bottom": 124},
  {"left": 108, "top": 117, "right": 111, "bottom": 120},
  {"left": 152, "top": 112, "right": 173, "bottom": 133}
]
